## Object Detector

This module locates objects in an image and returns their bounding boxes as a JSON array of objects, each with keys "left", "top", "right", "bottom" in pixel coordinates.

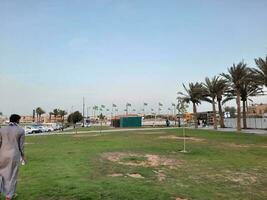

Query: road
[{"left": 25, "top": 126, "right": 267, "bottom": 137}]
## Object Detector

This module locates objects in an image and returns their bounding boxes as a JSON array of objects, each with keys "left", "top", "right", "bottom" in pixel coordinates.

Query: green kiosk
[{"left": 111, "top": 116, "right": 142, "bottom": 128}]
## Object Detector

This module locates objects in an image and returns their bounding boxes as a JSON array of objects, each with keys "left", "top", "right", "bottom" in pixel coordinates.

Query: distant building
[
  {"left": 20, "top": 115, "right": 66, "bottom": 123},
  {"left": 0, "top": 116, "right": 8, "bottom": 124},
  {"left": 183, "top": 113, "right": 194, "bottom": 122},
  {"left": 247, "top": 103, "right": 267, "bottom": 117}
]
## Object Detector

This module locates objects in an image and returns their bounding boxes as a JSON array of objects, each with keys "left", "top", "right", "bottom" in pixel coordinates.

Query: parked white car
[
  {"left": 35, "top": 125, "right": 46, "bottom": 133},
  {"left": 24, "top": 126, "right": 41, "bottom": 134},
  {"left": 44, "top": 126, "right": 54, "bottom": 132}
]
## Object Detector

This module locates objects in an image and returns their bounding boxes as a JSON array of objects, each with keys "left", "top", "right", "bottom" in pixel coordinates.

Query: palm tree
[
  {"left": 178, "top": 82, "right": 207, "bottom": 128},
  {"left": 59, "top": 109, "right": 68, "bottom": 122},
  {"left": 221, "top": 62, "right": 250, "bottom": 131},
  {"left": 253, "top": 55, "right": 267, "bottom": 86},
  {"left": 53, "top": 108, "right": 59, "bottom": 122},
  {"left": 215, "top": 80, "right": 233, "bottom": 128},
  {"left": 240, "top": 79, "right": 263, "bottom": 128},
  {"left": 36, "top": 107, "right": 45, "bottom": 123},
  {"left": 203, "top": 76, "right": 224, "bottom": 130},
  {"left": 49, "top": 112, "right": 53, "bottom": 122}
]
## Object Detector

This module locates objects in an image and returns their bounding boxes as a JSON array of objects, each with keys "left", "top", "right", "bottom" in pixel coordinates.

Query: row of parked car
[{"left": 24, "top": 123, "right": 64, "bottom": 134}]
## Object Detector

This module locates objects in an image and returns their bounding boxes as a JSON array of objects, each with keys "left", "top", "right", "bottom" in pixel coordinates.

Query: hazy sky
[{"left": 1, "top": 0, "right": 267, "bottom": 116}]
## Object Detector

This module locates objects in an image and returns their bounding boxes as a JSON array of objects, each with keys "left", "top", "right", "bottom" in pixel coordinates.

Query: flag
[
  {"left": 158, "top": 102, "right": 163, "bottom": 107},
  {"left": 144, "top": 103, "right": 148, "bottom": 106},
  {"left": 126, "top": 103, "right": 131, "bottom": 107},
  {"left": 172, "top": 103, "right": 176, "bottom": 106},
  {"left": 101, "top": 105, "right": 105, "bottom": 108},
  {"left": 112, "top": 104, "right": 117, "bottom": 107}
]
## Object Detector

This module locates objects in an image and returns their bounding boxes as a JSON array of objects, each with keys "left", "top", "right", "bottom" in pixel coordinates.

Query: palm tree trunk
[
  {"left": 242, "top": 100, "right": 247, "bottom": 129},
  {"left": 236, "top": 91, "right": 241, "bottom": 131},
  {"left": 217, "top": 99, "right": 225, "bottom": 128},
  {"left": 212, "top": 99, "right": 217, "bottom": 130},
  {"left": 193, "top": 103, "right": 198, "bottom": 128}
]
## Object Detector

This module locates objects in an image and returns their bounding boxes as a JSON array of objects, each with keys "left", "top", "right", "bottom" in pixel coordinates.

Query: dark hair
[{"left": 9, "top": 114, "right": 21, "bottom": 123}]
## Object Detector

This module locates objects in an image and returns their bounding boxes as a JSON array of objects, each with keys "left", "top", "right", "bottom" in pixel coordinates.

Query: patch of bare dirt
[
  {"left": 158, "top": 135, "right": 205, "bottom": 142},
  {"left": 207, "top": 171, "right": 258, "bottom": 185},
  {"left": 102, "top": 152, "right": 182, "bottom": 169},
  {"left": 108, "top": 173, "right": 144, "bottom": 179},
  {"left": 219, "top": 143, "right": 267, "bottom": 149},
  {"left": 73, "top": 134, "right": 100, "bottom": 138},
  {"left": 127, "top": 173, "right": 144, "bottom": 179},
  {"left": 108, "top": 173, "right": 123, "bottom": 177},
  {"left": 175, "top": 197, "right": 188, "bottom": 200},
  {"left": 229, "top": 172, "right": 257, "bottom": 185},
  {"left": 225, "top": 143, "right": 251, "bottom": 148},
  {"left": 136, "top": 131, "right": 166, "bottom": 135},
  {"left": 153, "top": 170, "right": 166, "bottom": 181}
]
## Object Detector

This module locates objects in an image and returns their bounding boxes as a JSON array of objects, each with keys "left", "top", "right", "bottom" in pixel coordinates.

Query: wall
[{"left": 224, "top": 118, "right": 267, "bottom": 129}]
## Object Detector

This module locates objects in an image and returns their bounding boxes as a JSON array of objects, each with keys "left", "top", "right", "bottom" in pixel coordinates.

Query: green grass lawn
[{"left": 14, "top": 128, "right": 267, "bottom": 200}]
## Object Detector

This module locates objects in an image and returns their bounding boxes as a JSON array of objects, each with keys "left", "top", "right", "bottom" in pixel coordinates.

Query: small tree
[
  {"left": 176, "top": 98, "right": 189, "bottom": 127},
  {"left": 177, "top": 97, "right": 189, "bottom": 153},
  {"left": 67, "top": 111, "right": 83, "bottom": 125},
  {"left": 98, "top": 113, "right": 105, "bottom": 134}
]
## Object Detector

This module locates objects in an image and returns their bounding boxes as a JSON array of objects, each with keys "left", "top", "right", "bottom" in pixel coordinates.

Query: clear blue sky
[{"left": 1, "top": 0, "right": 267, "bottom": 115}]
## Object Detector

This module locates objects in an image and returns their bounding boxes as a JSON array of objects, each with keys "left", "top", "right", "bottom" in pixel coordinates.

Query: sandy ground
[{"left": 102, "top": 152, "right": 182, "bottom": 169}]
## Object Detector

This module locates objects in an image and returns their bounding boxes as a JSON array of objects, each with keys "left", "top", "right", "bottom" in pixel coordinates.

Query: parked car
[
  {"left": 32, "top": 125, "right": 46, "bottom": 133},
  {"left": 44, "top": 126, "right": 54, "bottom": 132},
  {"left": 43, "top": 123, "right": 58, "bottom": 131},
  {"left": 24, "top": 126, "right": 41, "bottom": 134}
]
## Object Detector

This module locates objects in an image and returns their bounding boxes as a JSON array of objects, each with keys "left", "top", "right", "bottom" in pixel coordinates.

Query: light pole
[
  {"left": 126, "top": 103, "right": 131, "bottom": 115},
  {"left": 82, "top": 97, "right": 85, "bottom": 127},
  {"left": 87, "top": 107, "right": 90, "bottom": 118},
  {"left": 143, "top": 102, "right": 148, "bottom": 116},
  {"left": 172, "top": 103, "right": 176, "bottom": 125},
  {"left": 158, "top": 102, "right": 163, "bottom": 119}
]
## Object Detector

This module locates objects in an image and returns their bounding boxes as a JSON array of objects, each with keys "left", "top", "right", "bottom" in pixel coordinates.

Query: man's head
[{"left": 9, "top": 114, "right": 21, "bottom": 124}]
